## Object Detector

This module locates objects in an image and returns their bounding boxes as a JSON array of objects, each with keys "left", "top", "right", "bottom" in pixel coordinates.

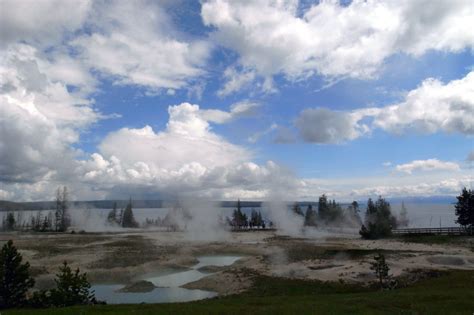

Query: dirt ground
[{"left": 1, "top": 230, "right": 473, "bottom": 296}]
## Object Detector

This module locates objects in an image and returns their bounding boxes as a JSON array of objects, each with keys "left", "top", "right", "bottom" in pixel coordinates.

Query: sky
[{"left": 0, "top": 0, "right": 473, "bottom": 202}]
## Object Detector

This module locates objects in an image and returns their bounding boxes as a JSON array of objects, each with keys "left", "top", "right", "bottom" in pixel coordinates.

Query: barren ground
[{"left": 1, "top": 230, "right": 473, "bottom": 296}]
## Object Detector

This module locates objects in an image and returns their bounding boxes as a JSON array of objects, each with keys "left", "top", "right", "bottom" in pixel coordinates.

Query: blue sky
[{"left": 0, "top": 0, "right": 473, "bottom": 201}]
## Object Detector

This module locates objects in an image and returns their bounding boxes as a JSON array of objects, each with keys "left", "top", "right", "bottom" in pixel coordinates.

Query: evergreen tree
[
  {"left": 0, "top": 240, "right": 35, "bottom": 308},
  {"left": 237, "top": 199, "right": 242, "bottom": 213},
  {"left": 370, "top": 253, "right": 390, "bottom": 289},
  {"left": 231, "top": 200, "right": 248, "bottom": 229},
  {"left": 4, "top": 213, "right": 15, "bottom": 231},
  {"left": 40, "top": 214, "right": 52, "bottom": 232},
  {"left": 122, "top": 198, "right": 138, "bottom": 228},
  {"left": 118, "top": 208, "right": 124, "bottom": 226},
  {"left": 318, "top": 194, "right": 329, "bottom": 221},
  {"left": 351, "top": 201, "right": 359, "bottom": 213},
  {"left": 365, "top": 198, "right": 376, "bottom": 223},
  {"left": 250, "top": 209, "right": 258, "bottom": 228},
  {"left": 292, "top": 203, "right": 303, "bottom": 216},
  {"left": 360, "top": 196, "right": 397, "bottom": 239},
  {"left": 35, "top": 212, "right": 43, "bottom": 232},
  {"left": 304, "top": 204, "right": 317, "bottom": 226},
  {"left": 107, "top": 202, "right": 118, "bottom": 224},
  {"left": 257, "top": 211, "right": 263, "bottom": 227},
  {"left": 454, "top": 187, "right": 474, "bottom": 229},
  {"left": 328, "top": 200, "right": 343, "bottom": 222},
  {"left": 48, "top": 262, "right": 96, "bottom": 307},
  {"left": 398, "top": 202, "right": 409, "bottom": 227},
  {"left": 346, "top": 201, "right": 362, "bottom": 226}
]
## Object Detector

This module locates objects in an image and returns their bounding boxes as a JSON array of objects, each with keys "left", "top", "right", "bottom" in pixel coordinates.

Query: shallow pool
[
  {"left": 92, "top": 284, "right": 216, "bottom": 304},
  {"left": 91, "top": 255, "right": 242, "bottom": 304}
]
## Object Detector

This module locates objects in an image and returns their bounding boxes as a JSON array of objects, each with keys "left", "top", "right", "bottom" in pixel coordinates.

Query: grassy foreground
[{"left": 5, "top": 270, "right": 474, "bottom": 315}]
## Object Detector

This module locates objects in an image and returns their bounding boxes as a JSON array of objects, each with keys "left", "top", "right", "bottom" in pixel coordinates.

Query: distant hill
[
  {"left": 0, "top": 195, "right": 455, "bottom": 211},
  {"left": 0, "top": 199, "right": 266, "bottom": 211},
  {"left": 0, "top": 200, "right": 166, "bottom": 211},
  {"left": 387, "top": 196, "right": 456, "bottom": 205}
]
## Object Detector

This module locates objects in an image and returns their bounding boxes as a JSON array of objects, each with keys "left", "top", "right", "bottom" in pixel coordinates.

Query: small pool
[
  {"left": 92, "top": 284, "right": 216, "bottom": 304},
  {"left": 92, "top": 255, "right": 242, "bottom": 304}
]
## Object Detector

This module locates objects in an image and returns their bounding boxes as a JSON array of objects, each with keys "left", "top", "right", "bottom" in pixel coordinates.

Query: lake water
[
  {"left": 91, "top": 255, "right": 241, "bottom": 304},
  {"left": 1, "top": 203, "right": 458, "bottom": 229}
]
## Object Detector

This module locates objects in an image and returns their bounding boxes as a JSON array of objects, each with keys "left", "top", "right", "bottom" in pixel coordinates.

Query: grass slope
[{"left": 5, "top": 270, "right": 474, "bottom": 315}]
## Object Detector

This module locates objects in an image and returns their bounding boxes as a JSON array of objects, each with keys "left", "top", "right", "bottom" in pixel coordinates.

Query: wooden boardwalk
[{"left": 392, "top": 227, "right": 473, "bottom": 236}]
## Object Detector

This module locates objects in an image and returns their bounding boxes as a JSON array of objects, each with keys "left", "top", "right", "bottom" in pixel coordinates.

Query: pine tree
[
  {"left": 304, "top": 204, "right": 317, "bottom": 226},
  {"left": 351, "top": 201, "right": 359, "bottom": 213},
  {"left": 327, "top": 199, "right": 343, "bottom": 222},
  {"left": 107, "top": 202, "right": 118, "bottom": 224},
  {"left": 292, "top": 203, "right": 303, "bottom": 216},
  {"left": 370, "top": 253, "right": 390, "bottom": 289},
  {"left": 0, "top": 240, "right": 35, "bottom": 308},
  {"left": 346, "top": 201, "right": 362, "bottom": 226},
  {"left": 398, "top": 202, "right": 409, "bottom": 227},
  {"left": 360, "top": 196, "right": 396, "bottom": 239},
  {"left": 455, "top": 187, "right": 474, "bottom": 229},
  {"left": 41, "top": 215, "right": 51, "bottom": 232},
  {"left": 365, "top": 198, "right": 376, "bottom": 223},
  {"left": 4, "top": 213, "right": 15, "bottom": 231},
  {"left": 318, "top": 194, "right": 329, "bottom": 221},
  {"left": 231, "top": 200, "right": 248, "bottom": 229},
  {"left": 250, "top": 209, "right": 258, "bottom": 228},
  {"left": 48, "top": 261, "right": 95, "bottom": 307},
  {"left": 122, "top": 198, "right": 138, "bottom": 228},
  {"left": 257, "top": 211, "right": 263, "bottom": 227}
]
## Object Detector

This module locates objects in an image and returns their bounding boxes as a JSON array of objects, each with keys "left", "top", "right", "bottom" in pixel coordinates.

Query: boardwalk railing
[{"left": 392, "top": 226, "right": 473, "bottom": 236}]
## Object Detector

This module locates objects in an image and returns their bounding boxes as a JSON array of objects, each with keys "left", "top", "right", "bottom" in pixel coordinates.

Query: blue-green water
[{"left": 91, "top": 255, "right": 241, "bottom": 304}]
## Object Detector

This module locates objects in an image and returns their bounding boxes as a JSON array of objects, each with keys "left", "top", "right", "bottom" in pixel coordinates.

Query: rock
[
  {"left": 117, "top": 280, "right": 156, "bottom": 293},
  {"left": 197, "top": 265, "right": 226, "bottom": 273}
]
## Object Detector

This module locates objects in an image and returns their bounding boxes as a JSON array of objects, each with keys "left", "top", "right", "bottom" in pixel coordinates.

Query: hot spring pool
[{"left": 92, "top": 255, "right": 242, "bottom": 304}]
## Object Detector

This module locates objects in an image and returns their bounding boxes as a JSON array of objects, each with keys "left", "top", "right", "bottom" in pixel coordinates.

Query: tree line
[
  {"left": 106, "top": 198, "right": 139, "bottom": 228},
  {"left": 291, "top": 195, "right": 363, "bottom": 228},
  {"left": 228, "top": 199, "right": 268, "bottom": 229},
  {"left": 1, "top": 186, "right": 70, "bottom": 233}
]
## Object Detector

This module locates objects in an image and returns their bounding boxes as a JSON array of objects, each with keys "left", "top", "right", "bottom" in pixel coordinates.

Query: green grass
[{"left": 5, "top": 270, "right": 474, "bottom": 315}]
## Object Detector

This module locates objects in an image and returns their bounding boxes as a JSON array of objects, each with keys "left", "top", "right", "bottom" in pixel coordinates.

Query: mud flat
[{"left": 1, "top": 230, "right": 473, "bottom": 302}]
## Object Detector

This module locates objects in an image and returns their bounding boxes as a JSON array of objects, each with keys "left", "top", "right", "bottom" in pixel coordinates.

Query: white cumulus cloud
[
  {"left": 0, "top": 0, "right": 91, "bottom": 47},
  {"left": 0, "top": 44, "right": 100, "bottom": 183},
  {"left": 296, "top": 71, "right": 474, "bottom": 143},
  {"left": 395, "top": 159, "right": 461, "bottom": 174},
  {"left": 72, "top": 0, "right": 210, "bottom": 92},
  {"left": 202, "top": 0, "right": 474, "bottom": 94}
]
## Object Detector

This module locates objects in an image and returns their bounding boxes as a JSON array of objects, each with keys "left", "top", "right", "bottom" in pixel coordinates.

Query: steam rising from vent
[
  {"left": 177, "top": 198, "right": 230, "bottom": 242},
  {"left": 261, "top": 164, "right": 305, "bottom": 236}
]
